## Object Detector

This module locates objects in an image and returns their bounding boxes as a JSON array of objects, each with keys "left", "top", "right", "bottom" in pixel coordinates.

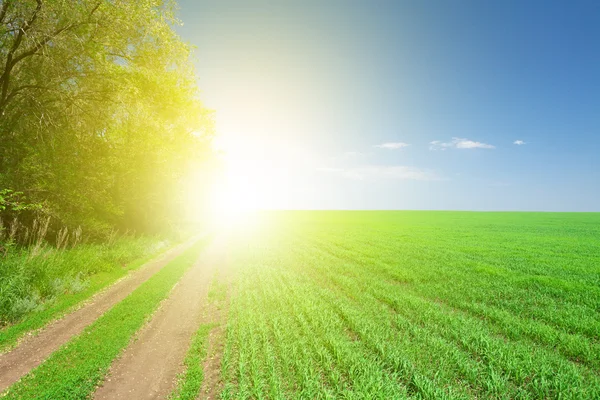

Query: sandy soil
[
  {"left": 198, "top": 306, "right": 227, "bottom": 400},
  {"left": 0, "top": 237, "right": 200, "bottom": 393},
  {"left": 93, "top": 235, "right": 228, "bottom": 400},
  {"left": 198, "top": 250, "right": 233, "bottom": 400}
]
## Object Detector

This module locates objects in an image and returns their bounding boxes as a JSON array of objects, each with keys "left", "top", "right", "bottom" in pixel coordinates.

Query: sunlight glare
[{"left": 205, "top": 133, "right": 280, "bottom": 228}]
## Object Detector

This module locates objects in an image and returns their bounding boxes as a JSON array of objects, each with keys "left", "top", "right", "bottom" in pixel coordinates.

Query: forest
[
  {"left": 0, "top": 0, "right": 214, "bottom": 240},
  {"left": 0, "top": 0, "right": 215, "bottom": 327}
]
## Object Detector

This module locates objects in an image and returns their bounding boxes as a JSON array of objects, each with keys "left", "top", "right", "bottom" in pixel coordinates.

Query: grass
[
  {"left": 218, "top": 211, "right": 600, "bottom": 399},
  {"left": 1, "top": 236, "right": 209, "bottom": 399},
  {"left": 2, "top": 211, "right": 598, "bottom": 399},
  {"left": 0, "top": 236, "right": 172, "bottom": 352},
  {"left": 170, "top": 272, "right": 228, "bottom": 400},
  {"left": 170, "top": 323, "right": 215, "bottom": 400}
]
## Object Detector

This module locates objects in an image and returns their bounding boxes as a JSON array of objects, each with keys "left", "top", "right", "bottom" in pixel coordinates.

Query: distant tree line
[{"left": 0, "top": 0, "right": 214, "bottom": 239}]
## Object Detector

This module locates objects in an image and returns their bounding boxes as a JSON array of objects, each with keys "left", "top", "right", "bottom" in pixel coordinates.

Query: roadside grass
[
  {"left": 0, "top": 236, "right": 173, "bottom": 352},
  {"left": 1, "top": 237, "right": 210, "bottom": 399},
  {"left": 169, "top": 323, "right": 215, "bottom": 400},
  {"left": 207, "top": 273, "right": 228, "bottom": 304},
  {"left": 170, "top": 273, "right": 228, "bottom": 400},
  {"left": 219, "top": 211, "right": 600, "bottom": 399}
]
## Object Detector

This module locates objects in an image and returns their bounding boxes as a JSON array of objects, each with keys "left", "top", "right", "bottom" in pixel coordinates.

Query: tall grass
[{"left": 0, "top": 217, "right": 167, "bottom": 326}]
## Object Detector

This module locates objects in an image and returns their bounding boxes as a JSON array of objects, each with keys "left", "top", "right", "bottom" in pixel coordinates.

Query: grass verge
[
  {"left": 170, "top": 273, "right": 228, "bottom": 400},
  {"left": 1, "top": 237, "right": 209, "bottom": 399},
  {"left": 170, "top": 323, "right": 215, "bottom": 400},
  {"left": 0, "top": 238, "right": 175, "bottom": 353}
]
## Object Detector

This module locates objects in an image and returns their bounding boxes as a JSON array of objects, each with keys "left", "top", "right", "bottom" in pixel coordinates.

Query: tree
[{"left": 0, "top": 0, "right": 214, "bottom": 237}]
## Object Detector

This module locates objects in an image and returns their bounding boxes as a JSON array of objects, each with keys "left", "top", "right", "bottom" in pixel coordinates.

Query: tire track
[
  {"left": 0, "top": 236, "right": 201, "bottom": 393},
  {"left": 93, "top": 235, "right": 228, "bottom": 400}
]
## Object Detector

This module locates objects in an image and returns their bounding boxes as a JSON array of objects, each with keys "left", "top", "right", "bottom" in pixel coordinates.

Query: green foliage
[
  {"left": 219, "top": 211, "right": 600, "bottom": 399},
  {"left": 2, "top": 212, "right": 598, "bottom": 398},
  {"left": 170, "top": 274, "right": 227, "bottom": 400},
  {"left": 0, "top": 235, "right": 168, "bottom": 326},
  {"left": 0, "top": 0, "right": 214, "bottom": 237},
  {"left": 1, "top": 237, "right": 208, "bottom": 400},
  {"left": 0, "top": 189, "right": 41, "bottom": 214},
  {"left": 0, "top": 240, "right": 166, "bottom": 353},
  {"left": 170, "top": 323, "right": 215, "bottom": 400}
]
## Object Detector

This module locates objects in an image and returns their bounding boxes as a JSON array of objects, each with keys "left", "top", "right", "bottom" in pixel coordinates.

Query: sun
[
  {"left": 204, "top": 134, "right": 278, "bottom": 226},
  {"left": 186, "top": 129, "right": 313, "bottom": 227},
  {"left": 209, "top": 162, "right": 265, "bottom": 215}
]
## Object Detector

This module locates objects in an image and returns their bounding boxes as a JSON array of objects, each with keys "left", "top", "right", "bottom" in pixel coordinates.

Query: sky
[{"left": 176, "top": 0, "right": 600, "bottom": 211}]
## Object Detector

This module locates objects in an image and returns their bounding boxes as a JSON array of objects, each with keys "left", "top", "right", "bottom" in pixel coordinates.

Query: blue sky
[{"left": 176, "top": 0, "right": 599, "bottom": 211}]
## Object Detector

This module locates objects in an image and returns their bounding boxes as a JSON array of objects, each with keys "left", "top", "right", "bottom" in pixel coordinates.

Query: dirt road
[
  {"left": 93, "top": 235, "right": 228, "bottom": 399},
  {"left": 0, "top": 237, "right": 200, "bottom": 393}
]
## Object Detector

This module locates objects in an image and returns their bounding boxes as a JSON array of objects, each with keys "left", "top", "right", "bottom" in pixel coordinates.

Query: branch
[
  {"left": 4, "top": 84, "right": 48, "bottom": 104},
  {"left": 0, "top": 1, "right": 103, "bottom": 119},
  {"left": 6, "top": 2, "right": 103, "bottom": 74},
  {"left": 0, "top": 0, "right": 11, "bottom": 25},
  {"left": 89, "top": 2, "right": 102, "bottom": 16},
  {"left": 107, "top": 52, "right": 133, "bottom": 62},
  {"left": 10, "top": 23, "right": 74, "bottom": 66},
  {"left": 0, "top": 0, "right": 43, "bottom": 112}
]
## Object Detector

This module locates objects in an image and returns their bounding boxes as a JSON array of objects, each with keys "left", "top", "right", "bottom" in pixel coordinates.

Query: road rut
[
  {"left": 93, "top": 235, "right": 227, "bottom": 399},
  {"left": 0, "top": 236, "right": 200, "bottom": 393}
]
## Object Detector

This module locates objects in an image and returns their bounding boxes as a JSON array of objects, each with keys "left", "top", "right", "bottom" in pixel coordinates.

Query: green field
[
  {"left": 218, "top": 211, "right": 600, "bottom": 399},
  {"left": 2, "top": 211, "right": 599, "bottom": 399}
]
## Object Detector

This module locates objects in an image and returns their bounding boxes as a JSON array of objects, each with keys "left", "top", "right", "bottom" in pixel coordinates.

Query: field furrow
[{"left": 215, "top": 212, "right": 600, "bottom": 399}]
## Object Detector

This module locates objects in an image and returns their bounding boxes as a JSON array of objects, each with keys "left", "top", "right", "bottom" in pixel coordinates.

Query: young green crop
[
  {"left": 219, "top": 211, "right": 600, "bottom": 399},
  {"left": 170, "top": 323, "right": 214, "bottom": 400},
  {"left": 3, "top": 212, "right": 597, "bottom": 399}
]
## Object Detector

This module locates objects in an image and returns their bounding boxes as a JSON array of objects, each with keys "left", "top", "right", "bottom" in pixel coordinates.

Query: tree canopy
[{"left": 0, "top": 0, "right": 214, "bottom": 237}]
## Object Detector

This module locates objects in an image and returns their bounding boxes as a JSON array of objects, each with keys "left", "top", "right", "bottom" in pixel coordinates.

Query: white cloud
[
  {"left": 513, "top": 140, "right": 526, "bottom": 145},
  {"left": 429, "top": 140, "right": 452, "bottom": 151},
  {"left": 374, "top": 142, "right": 410, "bottom": 150},
  {"left": 318, "top": 165, "right": 439, "bottom": 181},
  {"left": 454, "top": 138, "right": 495, "bottom": 149},
  {"left": 430, "top": 137, "right": 495, "bottom": 150}
]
